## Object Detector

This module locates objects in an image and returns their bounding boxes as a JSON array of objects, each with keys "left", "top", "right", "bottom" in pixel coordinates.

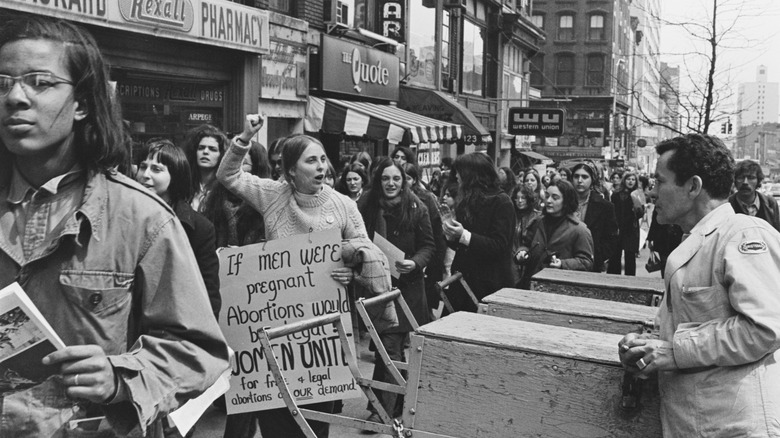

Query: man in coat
[
  {"left": 728, "top": 159, "right": 780, "bottom": 231},
  {"left": 618, "top": 134, "right": 780, "bottom": 437}
]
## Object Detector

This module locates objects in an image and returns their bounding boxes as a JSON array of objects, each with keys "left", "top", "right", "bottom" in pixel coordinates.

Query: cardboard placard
[{"left": 218, "top": 229, "right": 360, "bottom": 414}]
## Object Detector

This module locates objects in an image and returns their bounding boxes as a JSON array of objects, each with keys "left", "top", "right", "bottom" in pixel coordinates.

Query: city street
[{"left": 192, "top": 244, "right": 661, "bottom": 438}]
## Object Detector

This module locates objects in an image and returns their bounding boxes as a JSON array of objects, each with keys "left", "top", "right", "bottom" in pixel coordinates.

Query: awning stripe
[{"left": 310, "top": 97, "right": 462, "bottom": 145}]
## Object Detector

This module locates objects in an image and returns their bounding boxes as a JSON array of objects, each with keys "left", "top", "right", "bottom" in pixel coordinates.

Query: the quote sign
[{"left": 218, "top": 229, "right": 360, "bottom": 414}]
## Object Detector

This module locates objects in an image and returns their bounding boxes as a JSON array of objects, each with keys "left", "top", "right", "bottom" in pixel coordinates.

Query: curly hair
[
  {"left": 453, "top": 153, "right": 501, "bottom": 224},
  {"left": 656, "top": 134, "right": 734, "bottom": 199}
]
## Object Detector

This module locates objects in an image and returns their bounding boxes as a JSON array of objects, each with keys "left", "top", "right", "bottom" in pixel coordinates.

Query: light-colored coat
[{"left": 658, "top": 203, "right": 780, "bottom": 437}]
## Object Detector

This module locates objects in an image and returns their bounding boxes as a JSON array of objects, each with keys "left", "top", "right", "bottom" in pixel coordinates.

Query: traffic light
[
  {"left": 721, "top": 123, "right": 727, "bottom": 134},
  {"left": 727, "top": 121, "right": 733, "bottom": 134}
]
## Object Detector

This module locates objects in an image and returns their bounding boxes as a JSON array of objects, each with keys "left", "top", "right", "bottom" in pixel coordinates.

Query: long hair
[
  {"left": 138, "top": 139, "right": 192, "bottom": 205},
  {"left": 391, "top": 145, "right": 417, "bottom": 165},
  {"left": 361, "top": 158, "right": 418, "bottom": 233},
  {"left": 247, "top": 140, "right": 271, "bottom": 179},
  {"left": 0, "top": 15, "right": 127, "bottom": 171},
  {"left": 454, "top": 153, "right": 501, "bottom": 224},
  {"left": 546, "top": 179, "right": 579, "bottom": 217},
  {"left": 620, "top": 171, "right": 639, "bottom": 193},
  {"left": 511, "top": 184, "right": 537, "bottom": 213},
  {"left": 183, "top": 124, "right": 228, "bottom": 194},
  {"left": 498, "top": 166, "right": 516, "bottom": 194},
  {"left": 336, "top": 163, "right": 368, "bottom": 197}
]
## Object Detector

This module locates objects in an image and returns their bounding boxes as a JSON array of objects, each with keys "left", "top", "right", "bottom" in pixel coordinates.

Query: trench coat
[{"left": 657, "top": 203, "right": 780, "bottom": 437}]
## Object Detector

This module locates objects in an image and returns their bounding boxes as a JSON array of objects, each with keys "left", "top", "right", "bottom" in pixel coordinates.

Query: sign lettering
[
  {"left": 219, "top": 230, "right": 361, "bottom": 414},
  {"left": 508, "top": 108, "right": 566, "bottom": 136}
]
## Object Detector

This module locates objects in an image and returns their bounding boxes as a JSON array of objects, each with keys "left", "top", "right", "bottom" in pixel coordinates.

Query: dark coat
[
  {"left": 728, "top": 191, "right": 780, "bottom": 232},
  {"left": 583, "top": 191, "right": 619, "bottom": 272},
  {"left": 450, "top": 192, "right": 515, "bottom": 307},
  {"left": 359, "top": 195, "right": 435, "bottom": 332},
  {"left": 413, "top": 187, "right": 446, "bottom": 308},
  {"left": 519, "top": 214, "right": 594, "bottom": 289},
  {"left": 611, "top": 190, "right": 643, "bottom": 253},
  {"left": 174, "top": 201, "right": 221, "bottom": 320}
]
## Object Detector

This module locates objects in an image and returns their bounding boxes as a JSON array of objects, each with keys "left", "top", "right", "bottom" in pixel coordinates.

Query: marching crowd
[{"left": 2, "top": 14, "right": 779, "bottom": 438}]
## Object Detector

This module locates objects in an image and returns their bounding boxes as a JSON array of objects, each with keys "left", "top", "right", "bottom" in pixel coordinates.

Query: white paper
[
  {"left": 167, "top": 364, "right": 232, "bottom": 436},
  {"left": 373, "top": 233, "right": 405, "bottom": 279}
]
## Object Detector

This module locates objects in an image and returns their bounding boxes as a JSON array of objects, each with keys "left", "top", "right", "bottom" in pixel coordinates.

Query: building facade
[
  {"left": 527, "top": 0, "right": 634, "bottom": 163},
  {"left": 737, "top": 65, "right": 780, "bottom": 130}
]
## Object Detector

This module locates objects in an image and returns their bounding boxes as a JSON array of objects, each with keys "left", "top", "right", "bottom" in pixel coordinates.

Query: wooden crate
[
  {"left": 406, "top": 312, "right": 661, "bottom": 438},
  {"left": 478, "top": 288, "right": 657, "bottom": 335},
  {"left": 530, "top": 269, "right": 664, "bottom": 306}
]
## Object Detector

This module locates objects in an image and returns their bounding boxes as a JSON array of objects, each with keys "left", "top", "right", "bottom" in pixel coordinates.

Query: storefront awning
[
  {"left": 305, "top": 96, "right": 463, "bottom": 145},
  {"left": 398, "top": 86, "right": 493, "bottom": 145},
  {"left": 520, "top": 150, "right": 553, "bottom": 162}
]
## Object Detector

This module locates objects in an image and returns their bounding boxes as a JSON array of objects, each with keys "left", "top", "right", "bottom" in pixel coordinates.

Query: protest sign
[{"left": 218, "top": 229, "right": 360, "bottom": 414}]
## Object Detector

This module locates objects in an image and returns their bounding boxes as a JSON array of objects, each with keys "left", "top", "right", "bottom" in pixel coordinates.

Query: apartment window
[
  {"left": 588, "top": 14, "right": 605, "bottom": 40},
  {"left": 530, "top": 54, "right": 544, "bottom": 87},
  {"left": 558, "top": 14, "right": 574, "bottom": 40},
  {"left": 462, "top": 19, "right": 485, "bottom": 96},
  {"left": 586, "top": 54, "right": 604, "bottom": 85},
  {"left": 442, "top": 9, "right": 451, "bottom": 88},
  {"left": 268, "top": 0, "right": 294, "bottom": 14},
  {"left": 556, "top": 53, "right": 575, "bottom": 86},
  {"left": 531, "top": 14, "right": 544, "bottom": 29}
]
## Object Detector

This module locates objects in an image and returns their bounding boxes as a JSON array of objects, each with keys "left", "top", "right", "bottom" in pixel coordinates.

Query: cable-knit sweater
[{"left": 217, "top": 139, "right": 368, "bottom": 240}]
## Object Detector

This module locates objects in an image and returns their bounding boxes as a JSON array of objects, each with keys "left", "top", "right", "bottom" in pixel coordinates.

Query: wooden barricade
[
  {"left": 478, "top": 288, "right": 657, "bottom": 335},
  {"left": 406, "top": 312, "right": 662, "bottom": 438},
  {"left": 530, "top": 268, "right": 665, "bottom": 306}
]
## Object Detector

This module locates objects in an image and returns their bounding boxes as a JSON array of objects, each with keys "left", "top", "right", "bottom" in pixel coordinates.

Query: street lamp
[{"left": 611, "top": 58, "right": 626, "bottom": 159}]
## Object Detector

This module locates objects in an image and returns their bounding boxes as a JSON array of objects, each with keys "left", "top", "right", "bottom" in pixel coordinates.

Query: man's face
[
  {"left": 735, "top": 171, "right": 759, "bottom": 197},
  {"left": 0, "top": 39, "right": 83, "bottom": 164},
  {"left": 653, "top": 151, "right": 693, "bottom": 226}
]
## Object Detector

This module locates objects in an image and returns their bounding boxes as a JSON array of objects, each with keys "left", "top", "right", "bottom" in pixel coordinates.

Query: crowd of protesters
[{"left": 3, "top": 14, "right": 779, "bottom": 438}]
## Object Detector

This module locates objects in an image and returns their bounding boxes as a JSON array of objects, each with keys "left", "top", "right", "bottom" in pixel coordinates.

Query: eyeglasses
[{"left": 0, "top": 72, "right": 73, "bottom": 97}]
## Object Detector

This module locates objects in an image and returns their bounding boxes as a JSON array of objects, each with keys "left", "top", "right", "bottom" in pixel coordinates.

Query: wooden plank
[
  {"left": 411, "top": 313, "right": 661, "bottom": 438},
  {"left": 530, "top": 269, "right": 664, "bottom": 306},
  {"left": 479, "top": 288, "right": 657, "bottom": 335}
]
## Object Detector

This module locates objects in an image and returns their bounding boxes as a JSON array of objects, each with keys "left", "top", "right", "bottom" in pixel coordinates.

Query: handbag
[{"left": 645, "top": 251, "right": 663, "bottom": 273}]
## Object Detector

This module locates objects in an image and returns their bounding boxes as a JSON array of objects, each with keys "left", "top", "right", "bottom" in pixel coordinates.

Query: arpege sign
[
  {"left": 508, "top": 108, "right": 566, "bottom": 137},
  {"left": 320, "top": 34, "right": 399, "bottom": 101}
]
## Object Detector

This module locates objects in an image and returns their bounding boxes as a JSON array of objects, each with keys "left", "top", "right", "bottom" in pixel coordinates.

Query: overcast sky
[{"left": 658, "top": 0, "right": 780, "bottom": 118}]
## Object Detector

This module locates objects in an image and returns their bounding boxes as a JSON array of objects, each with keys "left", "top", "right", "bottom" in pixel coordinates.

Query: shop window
[
  {"left": 556, "top": 53, "right": 575, "bottom": 86},
  {"left": 530, "top": 54, "right": 544, "bottom": 87},
  {"left": 588, "top": 14, "right": 605, "bottom": 40},
  {"left": 586, "top": 54, "right": 604, "bottom": 86},
  {"left": 558, "top": 14, "right": 574, "bottom": 41},
  {"left": 462, "top": 19, "right": 485, "bottom": 96},
  {"left": 531, "top": 14, "right": 544, "bottom": 30}
]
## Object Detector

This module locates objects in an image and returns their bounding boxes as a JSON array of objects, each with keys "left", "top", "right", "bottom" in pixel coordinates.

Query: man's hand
[
  {"left": 618, "top": 333, "right": 678, "bottom": 377},
  {"left": 43, "top": 345, "right": 117, "bottom": 404}
]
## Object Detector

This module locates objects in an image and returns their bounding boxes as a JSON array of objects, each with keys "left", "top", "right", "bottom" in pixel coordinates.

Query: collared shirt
[
  {"left": 737, "top": 193, "right": 760, "bottom": 216},
  {"left": 6, "top": 165, "right": 86, "bottom": 261}
]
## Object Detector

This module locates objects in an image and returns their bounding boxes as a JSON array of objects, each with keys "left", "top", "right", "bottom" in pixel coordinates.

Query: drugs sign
[{"left": 508, "top": 108, "right": 565, "bottom": 136}]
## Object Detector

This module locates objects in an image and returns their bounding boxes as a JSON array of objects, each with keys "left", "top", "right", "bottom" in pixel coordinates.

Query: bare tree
[{"left": 629, "top": 0, "right": 775, "bottom": 135}]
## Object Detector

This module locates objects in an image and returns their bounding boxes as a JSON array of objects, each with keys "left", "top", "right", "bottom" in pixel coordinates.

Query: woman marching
[
  {"left": 184, "top": 124, "right": 229, "bottom": 212},
  {"left": 515, "top": 180, "right": 594, "bottom": 289},
  {"left": 135, "top": 139, "right": 221, "bottom": 320},
  {"left": 357, "top": 158, "right": 435, "bottom": 426},
  {"left": 443, "top": 153, "right": 515, "bottom": 312},
  {"left": 608, "top": 171, "right": 644, "bottom": 276},
  {"left": 217, "top": 116, "right": 392, "bottom": 438}
]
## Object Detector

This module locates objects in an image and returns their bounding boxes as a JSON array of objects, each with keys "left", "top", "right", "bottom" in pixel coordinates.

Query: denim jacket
[{"left": 0, "top": 168, "right": 229, "bottom": 436}]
